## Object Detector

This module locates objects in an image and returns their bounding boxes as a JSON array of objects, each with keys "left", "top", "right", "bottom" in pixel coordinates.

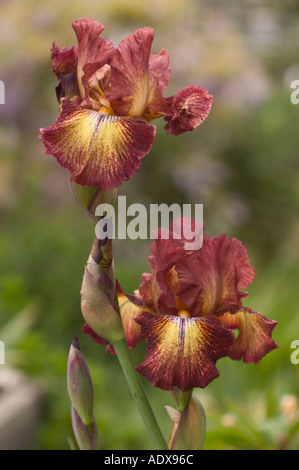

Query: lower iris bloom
[
  {"left": 40, "top": 18, "right": 213, "bottom": 191},
  {"left": 116, "top": 219, "right": 278, "bottom": 392}
]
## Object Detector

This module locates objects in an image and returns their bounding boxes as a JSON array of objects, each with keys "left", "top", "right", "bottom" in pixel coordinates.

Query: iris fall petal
[
  {"left": 135, "top": 311, "right": 234, "bottom": 391},
  {"left": 40, "top": 97, "right": 156, "bottom": 190}
]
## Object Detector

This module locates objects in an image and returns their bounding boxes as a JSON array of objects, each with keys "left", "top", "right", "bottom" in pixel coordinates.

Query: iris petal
[
  {"left": 72, "top": 18, "right": 115, "bottom": 101},
  {"left": 220, "top": 308, "right": 278, "bottom": 364},
  {"left": 107, "top": 27, "right": 155, "bottom": 116},
  {"left": 164, "top": 85, "right": 213, "bottom": 136},
  {"left": 175, "top": 233, "right": 256, "bottom": 316},
  {"left": 117, "top": 283, "right": 146, "bottom": 348},
  {"left": 135, "top": 311, "right": 234, "bottom": 391},
  {"left": 40, "top": 98, "right": 156, "bottom": 190}
]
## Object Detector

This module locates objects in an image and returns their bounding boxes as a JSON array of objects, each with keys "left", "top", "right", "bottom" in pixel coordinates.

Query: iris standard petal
[
  {"left": 72, "top": 18, "right": 115, "bottom": 102},
  {"left": 135, "top": 311, "right": 234, "bottom": 391},
  {"left": 107, "top": 27, "right": 154, "bottom": 116},
  {"left": 40, "top": 97, "right": 156, "bottom": 190},
  {"left": 175, "top": 234, "right": 256, "bottom": 317}
]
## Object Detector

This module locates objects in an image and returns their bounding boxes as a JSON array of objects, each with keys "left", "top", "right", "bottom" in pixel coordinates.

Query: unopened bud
[
  {"left": 81, "top": 239, "right": 124, "bottom": 346},
  {"left": 67, "top": 337, "right": 94, "bottom": 426}
]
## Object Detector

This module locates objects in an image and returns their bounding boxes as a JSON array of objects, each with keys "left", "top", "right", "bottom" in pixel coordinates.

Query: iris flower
[
  {"left": 40, "top": 18, "right": 213, "bottom": 191},
  {"left": 113, "top": 219, "right": 278, "bottom": 392}
]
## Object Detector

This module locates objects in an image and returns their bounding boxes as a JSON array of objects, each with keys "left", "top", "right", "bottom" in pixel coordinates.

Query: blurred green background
[{"left": 0, "top": 0, "right": 299, "bottom": 450}]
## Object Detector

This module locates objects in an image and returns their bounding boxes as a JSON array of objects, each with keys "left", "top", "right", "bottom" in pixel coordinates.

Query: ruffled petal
[
  {"left": 220, "top": 308, "right": 278, "bottom": 364},
  {"left": 164, "top": 85, "right": 213, "bottom": 136},
  {"left": 107, "top": 27, "right": 154, "bottom": 116},
  {"left": 175, "top": 234, "right": 255, "bottom": 316},
  {"left": 71, "top": 18, "right": 115, "bottom": 102},
  {"left": 142, "top": 219, "right": 203, "bottom": 314},
  {"left": 148, "top": 236, "right": 186, "bottom": 314},
  {"left": 138, "top": 272, "right": 155, "bottom": 308},
  {"left": 149, "top": 49, "right": 171, "bottom": 94},
  {"left": 143, "top": 49, "right": 171, "bottom": 122},
  {"left": 40, "top": 97, "right": 156, "bottom": 190},
  {"left": 135, "top": 311, "right": 234, "bottom": 391},
  {"left": 51, "top": 42, "right": 78, "bottom": 77}
]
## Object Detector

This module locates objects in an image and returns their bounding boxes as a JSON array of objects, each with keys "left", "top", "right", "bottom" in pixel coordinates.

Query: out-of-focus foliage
[{"left": 0, "top": 0, "right": 298, "bottom": 449}]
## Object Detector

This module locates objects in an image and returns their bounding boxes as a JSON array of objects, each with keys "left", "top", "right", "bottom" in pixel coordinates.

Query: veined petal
[
  {"left": 51, "top": 42, "right": 78, "bottom": 77},
  {"left": 72, "top": 18, "right": 115, "bottom": 101},
  {"left": 164, "top": 85, "right": 213, "bottom": 136},
  {"left": 220, "top": 308, "right": 278, "bottom": 364},
  {"left": 149, "top": 49, "right": 171, "bottom": 94},
  {"left": 143, "top": 49, "right": 171, "bottom": 122},
  {"left": 138, "top": 273, "right": 155, "bottom": 308},
  {"left": 176, "top": 234, "right": 255, "bottom": 316},
  {"left": 107, "top": 27, "right": 154, "bottom": 116},
  {"left": 135, "top": 311, "right": 234, "bottom": 391},
  {"left": 40, "top": 98, "right": 156, "bottom": 190}
]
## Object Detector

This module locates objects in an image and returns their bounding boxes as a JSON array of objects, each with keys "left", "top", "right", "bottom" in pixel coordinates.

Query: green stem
[{"left": 113, "top": 338, "right": 168, "bottom": 450}]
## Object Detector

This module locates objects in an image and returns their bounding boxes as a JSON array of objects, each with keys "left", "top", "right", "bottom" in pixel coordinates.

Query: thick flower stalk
[
  {"left": 67, "top": 337, "right": 99, "bottom": 450},
  {"left": 39, "top": 17, "right": 213, "bottom": 191},
  {"left": 88, "top": 218, "right": 278, "bottom": 392}
]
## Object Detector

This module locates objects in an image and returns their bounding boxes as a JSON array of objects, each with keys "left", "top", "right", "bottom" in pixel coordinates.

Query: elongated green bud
[{"left": 67, "top": 337, "right": 94, "bottom": 426}]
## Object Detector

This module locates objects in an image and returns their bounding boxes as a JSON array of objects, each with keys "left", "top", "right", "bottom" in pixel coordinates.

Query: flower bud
[
  {"left": 81, "top": 238, "right": 124, "bottom": 345},
  {"left": 67, "top": 337, "right": 94, "bottom": 426}
]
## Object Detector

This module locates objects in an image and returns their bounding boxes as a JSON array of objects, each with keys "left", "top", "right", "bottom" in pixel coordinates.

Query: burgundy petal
[
  {"left": 135, "top": 311, "right": 234, "bottom": 391},
  {"left": 40, "top": 97, "right": 156, "bottom": 190},
  {"left": 164, "top": 85, "right": 213, "bottom": 136},
  {"left": 221, "top": 308, "right": 278, "bottom": 364}
]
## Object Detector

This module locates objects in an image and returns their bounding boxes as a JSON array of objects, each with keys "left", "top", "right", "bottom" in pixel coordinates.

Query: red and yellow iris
[
  {"left": 40, "top": 18, "right": 213, "bottom": 191},
  {"left": 86, "top": 219, "right": 278, "bottom": 392}
]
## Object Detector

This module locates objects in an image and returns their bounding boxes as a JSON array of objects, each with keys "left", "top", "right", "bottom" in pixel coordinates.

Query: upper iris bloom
[
  {"left": 118, "top": 219, "right": 278, "bottom": 392},
  {"left": 40, "top": 18, "right": 213, "bottom": 191}
]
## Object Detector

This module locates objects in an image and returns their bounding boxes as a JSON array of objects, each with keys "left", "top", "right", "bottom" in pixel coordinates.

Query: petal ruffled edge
[
  {"left": 107, "top": 27, "right": 155, "bottom": 116},
  {"left": 164, "top": 85, "right": 213, "bottom": 136},
  {"left": 175, "top": 233, "right": 256, "bottom": 316},
  {"left": 220, "top": 307, "right": 278, "bottom": 364},
  {"left": 135, "top": 311, "right": 234, "bottom": 391},
  {"left": 72, "top": 18, "right": 115, "bottom": 102},
  {"left": 39, "top": 97, "right": 156, "bottom": 190},
  {"left": 51, "top": 42, "right": 79, "bottom": 77}
]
